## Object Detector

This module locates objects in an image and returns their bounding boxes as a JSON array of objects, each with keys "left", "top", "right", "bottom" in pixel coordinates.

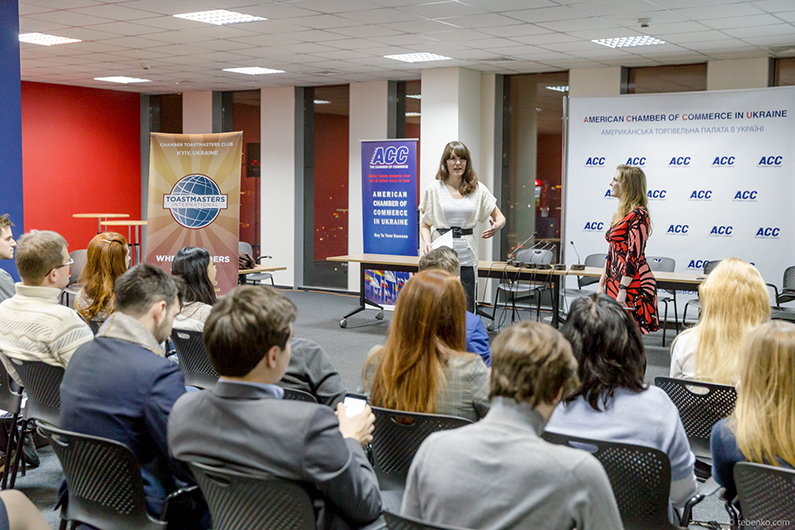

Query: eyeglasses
[{"left": 52, "top": 259, "right": 74, "bottom": 271}]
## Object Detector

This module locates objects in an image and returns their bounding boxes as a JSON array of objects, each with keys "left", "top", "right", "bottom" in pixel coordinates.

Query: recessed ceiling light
[
  {"left": 19, "top": 33, "right": 82, "bottom": 46},
  {"left": 546, "top": 86, "right": 569, "bottom": 92},
  {"left": 314, "top": 100, "right": 331, "bottom": 104},
  {"left": 174, "top": 10, "right": 266, "bottom": 25},
  {"left": 385, "top": 53, "right": 453, "bottom": 63},
  {"left": 406, "top": 94, "right": 421, "bottom": 99},
  {"left": 592, "top": 36, "right": 665, "bottom": 48},
  {"left": 94, "top": 76, "right": 150, "bottom": 84},
  {"left": 223, "top": 67, "right": 284, "bottom": 75},
  {"left": 406, "top": 112, "right": 421, "bottom": 117}
]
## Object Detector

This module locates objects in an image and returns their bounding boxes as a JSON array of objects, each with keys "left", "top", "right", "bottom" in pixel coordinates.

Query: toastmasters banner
[
  {"left": 565, "top": 87, "right": 795, "bottom": 290},
  {"left": 146, "top": 132, "right": 242, "bottom": 295}
]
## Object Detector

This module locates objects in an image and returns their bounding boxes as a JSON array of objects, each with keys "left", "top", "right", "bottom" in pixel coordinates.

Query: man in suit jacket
[
  {"left": 401, "top": 322, "right": 623, "bottom": 530},
  {"left": 168, "top": 286, "right": 382, "bottom": 530}
]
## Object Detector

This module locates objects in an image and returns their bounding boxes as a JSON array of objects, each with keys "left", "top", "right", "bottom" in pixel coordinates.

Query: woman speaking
[
  {"left": 597, "top": 165, "right": 659, "bottom": 333},
  {"left": 420, "top": 141, "right": 505, "bottom": 312}
]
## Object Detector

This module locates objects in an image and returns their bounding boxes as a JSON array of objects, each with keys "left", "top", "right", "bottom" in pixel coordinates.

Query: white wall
[
  {"left": 260, "top": 87, "right": 296, "bottom": 287},
  {"left": 569, "top": 67, "right": 623, "bottom": 97},
  {"left": 478, "top": 73, "right": 496, "bottom": 264},
  {"left": 182, "top": 90, "right": 213, "bottom": 134},
  {"left": 348, "top": 80, "right": 390, "bottom": 291},
  {"left": 707, "top": 58, "right": 770, "bottom": 91}
]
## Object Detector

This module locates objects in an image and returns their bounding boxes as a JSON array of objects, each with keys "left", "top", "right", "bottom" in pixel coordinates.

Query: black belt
[{"left": 437, "top": 227, "right": 473, "bottom": 238}]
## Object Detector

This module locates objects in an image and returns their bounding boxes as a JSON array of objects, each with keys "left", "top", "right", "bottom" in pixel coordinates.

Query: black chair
[
  {"left": 282, "top": 388, "right": 318, "bottom": 403},
  {"left": 0, "top": 359, "right": 23, "bottom": 490},
  {"left": 734, "top": 462, "right": 795, "bottom": 526},
  {"left": 767, "top": 265, "right": 795, "bottom": 310},
  {"left": 61, "top": 249, "right": 87, "bottom": 307},
  {"left": 189, "top": 461, "right": 315, "bottom": 530},
  {"left": 682, "top": 259, "right": 721, "bottom": 325},
  {"left": 491, "top": 248, "right": 555, "bottom": 325},
  {"left": 647, "top": 256, "right": 679, "bottom": 346},
  {"left": 370, "top": 407, "right": 472, "bottom": 491},
  {"left": 38, "top": 422, "right": 194, "bottom": 530},
  {"left": 383, "top": 510, "right": 473, "bottom": 530},
  {"left": 654, "top": 377, "right": 737, "bottom": 480},
  {"left": 170, "top": 329, "right": 219, "bottom": 389}
]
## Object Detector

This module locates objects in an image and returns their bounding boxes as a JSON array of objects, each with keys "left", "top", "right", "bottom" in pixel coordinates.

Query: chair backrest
[
  {"left": 170, "top": 330, "right": 219, "bottom": 389},
  {"left": 579, "top": 253, "right": 607, "bottom": 288},
  {"left": 370, "top": 407, "right": 472, "bottom": 491},
  {"left": 541, "top": 431, "right": 676, "bottom": 530},
  {"left": 647, "top": 256, "right": 675, "bottom": 273},
  {"left": 12, "top": 359, "right": 64, "bottom": 427},
  {"left": 734, "top": 462, "right": 795, "bottom": 525},
  {"left": 654, "top": 377, "right": 736, "bottom": 452},
  {"left": 282, "top": 388, "right": 318, "bottom": 403},
  {"left": 0, "top": 357, "right": 23, "bottom": 415},
  {"left": 238, "top": 241, "right": 253, "bottom": 256},
  {"left": 37, "top": 422, "right": 166, "bottom": 530},
  {"left": 515, "top": 248, "right": 553, "bottom": 265},
  {"left": 704, "top": 259, "right": 721, "bottom": 275},
  {"left": 69, "top": 249, "right": 88, "bottom": 285},
  {"left": 383, "top": 510, "right": 474, "bottom": 530},
  {"left": 782, "top": 265, "right": 795, "bottom": 291},
  {"left": 189, "top": 462, "right": 315, "bottom": 530}
]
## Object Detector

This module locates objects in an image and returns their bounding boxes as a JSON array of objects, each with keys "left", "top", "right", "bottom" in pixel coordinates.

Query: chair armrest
[
  {"left": 160, "top": 485, "right": 201, "bottom": 522},
  {"left": 680, "top": 477, "right": 722, "bottom": 525},
  {"left": 255, "top": 255, "right": 273, "bottom": 263},
  {"left": 766, "top": 283, "right": 781, "bottom": 309}
]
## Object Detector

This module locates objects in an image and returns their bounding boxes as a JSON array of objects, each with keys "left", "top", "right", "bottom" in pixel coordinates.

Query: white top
[
  {"left": 669, "top": 329, "right": 699, "bottom": 380},
  {"left": 439, "top": 185, "right": 475, "bottom": 266}
]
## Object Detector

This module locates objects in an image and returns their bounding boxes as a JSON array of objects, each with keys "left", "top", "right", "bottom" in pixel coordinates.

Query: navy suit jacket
[{"left": 60, "top": 336, "right": 187, "bottom": 514}]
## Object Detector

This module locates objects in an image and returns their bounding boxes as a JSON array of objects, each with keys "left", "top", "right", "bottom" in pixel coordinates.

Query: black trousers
[{"left": 461, "top": 265, "right": 476, "bottom": 313}]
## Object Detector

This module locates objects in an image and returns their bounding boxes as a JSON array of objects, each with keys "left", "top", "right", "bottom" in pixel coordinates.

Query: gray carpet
[{"left": 13, "top": 288, "right": 730, "bottom": 528}]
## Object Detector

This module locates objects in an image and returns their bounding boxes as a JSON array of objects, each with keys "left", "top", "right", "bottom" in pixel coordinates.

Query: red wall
[
  {"left": 21, "top": 82, "right": 141, "bottom": 250},
  {"left": 313, "top": 112, "right": 349, "bottom": 260},
  {"left": 234, "top": 102, "right": 261, "bottom": 253}
]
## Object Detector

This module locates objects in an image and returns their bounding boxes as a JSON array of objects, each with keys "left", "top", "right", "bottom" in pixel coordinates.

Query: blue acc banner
[{"left": 361, "top": 140, "right": 418, "bottom": 255}]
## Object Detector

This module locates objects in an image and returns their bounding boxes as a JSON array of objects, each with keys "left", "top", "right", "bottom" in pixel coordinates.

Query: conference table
[
  {"left": 327, "top": 254, "right": 705, "bottom": 329},
  {"left": 238, "top": 264, "right": 287, "bottom": 285}
]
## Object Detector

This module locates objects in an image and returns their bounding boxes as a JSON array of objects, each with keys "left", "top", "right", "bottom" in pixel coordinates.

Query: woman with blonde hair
[
  {"left": 710, "top": 320, "right": 795, "bottom": 500},
  {"left": 362, "top": 269, "right": 489, "bottom": 421},
  {"left": 670, "top": 258, "right": 770, "bottom": 384},
  {"left": 597, "top": 165, "right": 659, "bottom": 333},
  {"left": 76, "top": 232, "right": 130, "bottom": 323}
]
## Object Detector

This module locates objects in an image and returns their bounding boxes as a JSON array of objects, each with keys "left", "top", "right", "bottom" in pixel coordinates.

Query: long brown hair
[
  {"left": 77, "top": 232, "right": 128, "bottom": 321},
  {"left": 611, "top": 165, "right": 650, "bottom": 226},
  {"left": 436, "top": 141, "right": 478, "bottom": 195},
  {"left": 363, "top": 269, "right": 467, "bottom": 413}
]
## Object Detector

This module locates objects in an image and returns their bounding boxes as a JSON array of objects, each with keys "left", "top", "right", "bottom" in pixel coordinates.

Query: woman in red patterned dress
[{"left": 597, "top": 165, "right": 659, "bottom": 334}]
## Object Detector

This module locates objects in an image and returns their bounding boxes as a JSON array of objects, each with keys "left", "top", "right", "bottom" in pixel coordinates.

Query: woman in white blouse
[{"left": 420, "top": 141, "right": 505, "bottom": 312}]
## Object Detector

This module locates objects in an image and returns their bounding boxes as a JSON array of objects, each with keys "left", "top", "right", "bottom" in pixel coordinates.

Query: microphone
[
  {"left": 509, "top": 231, "right": 537, "bottom": 261},
  {"left": 570, "top": 240, "right": 582, "bottom": 264}
]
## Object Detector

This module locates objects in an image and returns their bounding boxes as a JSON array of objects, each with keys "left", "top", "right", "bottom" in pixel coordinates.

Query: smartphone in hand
[{"left": 343, "top": 393, "right": 368, "bottom": 417}]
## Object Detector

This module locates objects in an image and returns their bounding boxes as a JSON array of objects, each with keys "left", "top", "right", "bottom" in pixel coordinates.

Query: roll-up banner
[
  {"left": 361, "top": 139, "right": 418, "bottom": 306},
  {"left": 565, "top": 87, "right": 795, "bottom": 291},
  {"left": 146, "top": 132, "right": 242, "bottom": 296}
]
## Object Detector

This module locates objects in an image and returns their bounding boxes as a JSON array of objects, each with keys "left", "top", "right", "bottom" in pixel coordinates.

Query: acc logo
[
  {"left": 647, "top": 190, "right": 666, "bottom": 200},
  {"left": 709, "top": 226, "right": 733, "bottom": 237},
  {"left": 733, "top": 191, "right": 758, "bottom": 201},
  {"left": 669, "top": 157, "right": 691, "bottom": 166},
  {"left": 370, "top": 146, "right": 409, "bottom": 165},
  {"left": 667, "top": 224, "right": 689, "bottom": 235},
  {"left": 712, "top": 156, "right": 735, "bottom": 166},
  {"left": 163, "top": 174, "right": 228, "bottom": 230},
  {"left": 689, "top": 190, "right": 712, "bottom": 201},
  {"left": 583, "top": 222, "right": 604, "bottom": 232},
  {"left": 687, "top": 260, "right": 710, "bottom": 270},
  {"left": 755, "top": 227, "right": 781, "bottom": 238},
  {"left": 585, "top": 157, "right": 605, "bottom": 167},
  {"left": 625, "top": 157, "right": 646, "bottom": 166},
  {"left": 758, "top": 156, "right": 782, "bottom": 166}
]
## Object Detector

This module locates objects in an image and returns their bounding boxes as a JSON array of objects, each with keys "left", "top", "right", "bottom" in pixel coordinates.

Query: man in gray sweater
[
  {"left": 0, "top": 214, "right": 16, "bottom": 302},
  {"left": 401, "top": 321, "right": 622, "bottom": 530}
]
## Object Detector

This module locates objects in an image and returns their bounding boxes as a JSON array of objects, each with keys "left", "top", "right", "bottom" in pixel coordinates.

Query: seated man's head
[
  {"left": 0, "top": 214, "right": 16, "bottom": 261},
  {"left": 490, "top": 321, "right": 579, "bottom": 420},
  {"left": 418, "top": 246, "right": 460, "bottom": 276},
  {"left": 114, "top": 264, "right": 181, "bottom": 343},
  {"left": 15, "top": 230, "right": 71, "bottom": 288},
  {"left": 562, "top": 294, "right": 646, "bottom": 411},
  {"left": 203, "top": 285, "right": 297, "bottom": 382}
]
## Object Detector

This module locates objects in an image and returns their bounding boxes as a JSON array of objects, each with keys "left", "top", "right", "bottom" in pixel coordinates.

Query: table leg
[
  {"left": 135, "top": 225, "right": 141, "bottom": 264},
  {"left": 97, "top": 218, "right": 102, "bottom": 234},
  {"left": 340, "top": 263, "right": 384, "bottom": 328},
  {"left": 552, "top": 275, "right": 560, "bottom": 328}
]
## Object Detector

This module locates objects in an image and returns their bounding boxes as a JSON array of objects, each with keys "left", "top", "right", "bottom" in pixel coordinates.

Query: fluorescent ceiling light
[
  {"left": 94, "top": 76, "right": 150, "bottom": 84},
  {"left": 406, "top": 112, "right": 421, "bottom": 117},
  {"left": 592, "top": 36, "right": 665, "bottom": 48},
  {"left": 406, "top": 94, "right": 421, "bottom": 99},
  {"left": 385, "top": 53, "right": 453, "bottom": 63},
  {"left": 546, "top": 86, "right": 569, "bottom": 92},
  {"left": 174, "top": 10, "right": 266, "bottom": 25},
  {"left": 19, "top": 33, "right": 82, "bottom": 46},
  {"left": 314, "top": 100, "right": 331, "bottom": 104},
  {"left": 223, "top": 67, "right": 284, "bottom": 75}
]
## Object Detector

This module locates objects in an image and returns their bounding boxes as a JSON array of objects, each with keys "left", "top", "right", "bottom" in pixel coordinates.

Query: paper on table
[{"left": 431, "top": 229, "right": 453, "bottom": 251}]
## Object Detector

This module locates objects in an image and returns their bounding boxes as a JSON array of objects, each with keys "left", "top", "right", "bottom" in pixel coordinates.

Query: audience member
[
  {"left": 0, "top": 490, "right": 50, "bottom": 530},
  {"left": 711, "top": 320, "right": 795, "bottom": 501},
  {"left": 60, "top": 264, "right": 188, "bottom": 518},
  {"left": 168, "top": 286, "right": 381, "bottom": 530},
  {"left": 0, "top": 230, "right": 92, "bottom": 384},
  {"left": 418, "top": 246, "right": 491, "bottom": 366},
  {"left": 545, "top": 294, "right": 698, "bottom": 509},
  {"left": 279, "top": 337, "right": 348, "bottom": 407},
  {"left": 362, "top": 269, "right": 489, "bottom": 421},
  {"left": 0, "top": 214, "right": 16, "bottom": 303},
  {"left": 75, "top": 231, "right": 130, "bottom": 324},
  {"left": 670, "top": 258, "right": 769, "bottom": 384},
  {"left": 171, "top": 247, "right": 216, "bottom": 331},
  {"left": 402, "top": 321, "right": 622, "bottom": 529}
]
